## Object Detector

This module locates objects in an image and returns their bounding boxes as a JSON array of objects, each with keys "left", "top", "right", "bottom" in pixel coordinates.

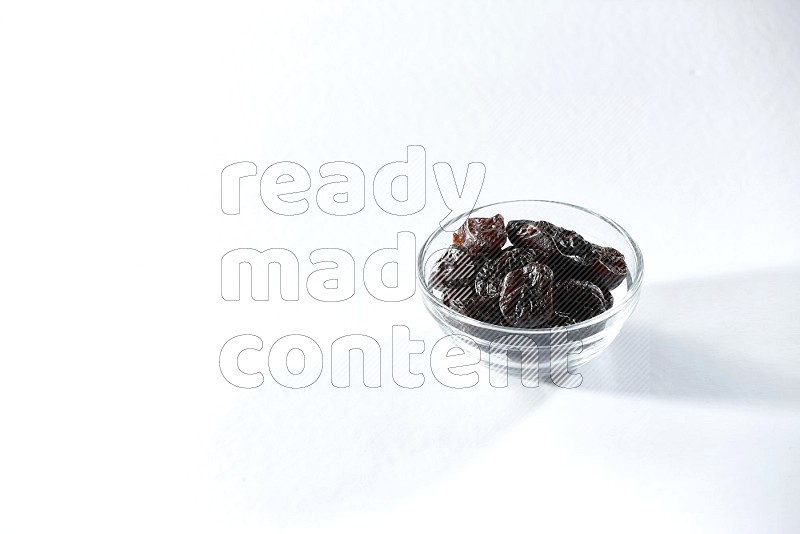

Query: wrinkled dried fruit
[
  {"left": 475, "top": 247, "right": 539, "bottom": 298},
  {"left": 548, "top": 228, "right": 593, "bottom": 278},
  {"left": 453, "top": 214, "right": 507, "bottom": 255},
  {"left": 507, "top": 219, "right": 593, "bottom": 277},
  {"left": 554, "top": 279, "right": 607, "bottom": 323},
  {"left": 428, "top": 245, "right": 480, "bottom": 291},
  {"left": 443, "top": 285, "right": 502, "bottom": 323},
  {"left": 506, "top": 220, "right": 559, "bottom": 258},
  {"left": 499, "top": 263, "right": 554, "bottom": 328},
  {"left": 430, "top": 213, "right": 628, "bottom": 329},
  {"left": 587, "top": 244, "right": 628, "bottom": 290}
]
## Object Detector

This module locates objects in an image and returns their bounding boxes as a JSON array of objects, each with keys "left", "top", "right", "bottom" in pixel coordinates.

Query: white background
[{"left": 2, "top": 1, "right": 800, "bottom": 532}]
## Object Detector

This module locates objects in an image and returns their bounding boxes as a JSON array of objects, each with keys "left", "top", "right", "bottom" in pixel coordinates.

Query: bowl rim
[{"left": 416, "top": 199, "right": 645, "bottom": 334}]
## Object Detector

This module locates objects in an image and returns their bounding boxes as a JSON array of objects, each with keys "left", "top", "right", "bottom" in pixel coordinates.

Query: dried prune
[
  {"left": 428, "top": 245, "right": 480, "bottom": 291},
  {"left": 431, "top": 213, "right": 628, "bottom": 330},
  {"left": 554, "top": 279, "right": 607, "bottom": 323},
  {"left": 443, "top": 285, "right": 502, "bottom": 324},
  {"left": 506, "top": 220, "right": 558, "bottom": 258},
  {"left": 499, "top": 263, "right": 554, "bottom": 328},
  {"left": 508, "top": 220, "right": 593, "bottom": 277},
  {"left": 475, "top": 247, "right": 539, "bottom": 298},
  {"left": 453, "top": 214, "right": 507, "bottom": 255},
  {"left": 586, "top": 244, "right": 627, "bottom": 290},
  {"left": 548, "top": 228, "right": 593, "bottom": 278}
]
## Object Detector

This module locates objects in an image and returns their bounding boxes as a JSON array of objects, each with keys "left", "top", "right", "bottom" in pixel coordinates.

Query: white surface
[{"left": 2, "top": 1, "right": 800, "bottom": 532}]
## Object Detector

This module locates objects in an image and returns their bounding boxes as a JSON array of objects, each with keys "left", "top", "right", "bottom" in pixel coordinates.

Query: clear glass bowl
[{"left": 417, "top": 200, "right": 644, "bottom": 379}]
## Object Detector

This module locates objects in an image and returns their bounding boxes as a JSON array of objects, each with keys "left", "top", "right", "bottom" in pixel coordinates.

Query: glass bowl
[{"left": 417, "top": 200, "right": 644, "bottom": 381}]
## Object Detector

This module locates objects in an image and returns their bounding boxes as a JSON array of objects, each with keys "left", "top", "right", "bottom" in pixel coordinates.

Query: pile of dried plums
[{"left": 428, "top": 214, "right": 628, "bottom": 328}]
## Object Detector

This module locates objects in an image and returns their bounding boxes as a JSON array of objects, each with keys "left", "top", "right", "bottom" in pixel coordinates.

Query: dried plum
[
  {"left": 428, "top": 245, "right": 480, "bottom": 291},
  {"left": 453, "top": 214, "right": 507, "bottom": 255},
  {"left": 443, "top": 285, "right": 502, "bottom": 324},
  {"left": 548, "top": 228, "right": 593, "bottom": 278},
  {"left": 506, "top": 220, "right": 558, "bottom": 258},
  {"left": 432, "top": 213, "right": 628, "bottom": 330},
  {"left": 554, "top": 279, "right": 607, "bottom": 323},
  {"left": 475, "top": 247, "right": 539, "bottom": 298},
  {"left": 499, "top": 263, "right": 554, "bottom": 328},
  {"left": 586, "top": 244, "right": 627, "bottom": 290},
  {"left": 508, "top": 219, "right": 593, "bottom": 277}
]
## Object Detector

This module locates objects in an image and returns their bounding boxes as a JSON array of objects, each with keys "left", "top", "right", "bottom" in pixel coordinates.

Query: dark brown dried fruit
[
  {"left": 507, "top": 220, "right": 593, "bottom": 278},
  {"left": 443, "top": 285, "right": 502, "bottom": 323},
  {"left": 431, "top": 214, "right": 628, "bottom": 329},
  {"left": 499, "top": 263, "right": 554, "bottom": 328},
  {"left": 554, "top": 279, "right": 607, "bottom": 323},
  {"left": 453, "top": 214, "right": 507, "bottom": 255},
  {"left": 548, "top": 228, "right": 593, "bottom": 278},
  {"left": 506, "top": 220, "right": 558, "bottom": 258},
  {"left": 586, "top": 244, "right": 627, "bottom": 290},
  {"left": 428, "top": 245, "right": 480, "bottom": 291},
  {"left": 475, "top": 247, "right": 539, "bottom": 298}
]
